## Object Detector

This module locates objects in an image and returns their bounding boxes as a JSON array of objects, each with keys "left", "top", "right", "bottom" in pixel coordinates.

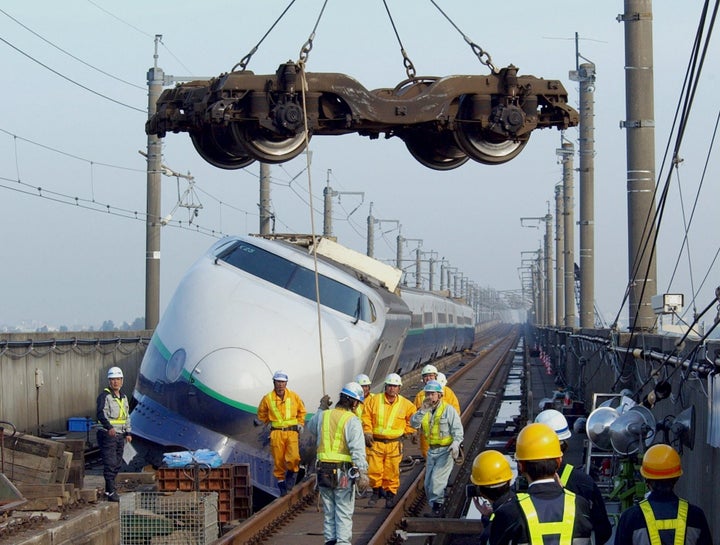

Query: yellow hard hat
[
  {"left": 515, "top": 422, "right": 562, "bottom": 461},
  {"left": 640, "top": 444, "right": 683, "bottom": 479},
  {"left": 471, "top": 450, "right": 513, "bottom": 486}
]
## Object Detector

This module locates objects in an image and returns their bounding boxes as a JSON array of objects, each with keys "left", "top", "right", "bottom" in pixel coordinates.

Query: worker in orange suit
[
  {"left": 361, "top": 373, "right": 416, "bottom": 508},
  {"left": 257, "top": 370, "right": 307, "bottom": 496},
  {"left": 413, "top": 366, "right": 460, "bottom": 457}
]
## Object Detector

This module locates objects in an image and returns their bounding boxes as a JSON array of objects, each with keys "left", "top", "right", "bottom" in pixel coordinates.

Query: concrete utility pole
[
  {"left": 521, "top": 215, "right": 554, "bottom": 326},
  {"left": 570, "top": 38, "right": 598, "bottom": 329},
  {"left": 366, "top": 203, "right": 398, "bottom": 259},
  {"left": 554, "top": 183, "right": 564, "bottom": 326},
  {"left": 145, "top": 36, "right": 163, "bottom": 330},
  {"left": 145, "top": 36, "right": 208, "bottom": 329},
  {"left": 557, "top": 139, "right": 576, "bottom": 327},
  {"left": 323, "top": 169, "right": 364, "bottom": 238},
  {"left": 621, "top": 0, "right": 657, "bottom": 331},
  {"left": 259, "top": 163, "right": 272, "bottom": 235}
]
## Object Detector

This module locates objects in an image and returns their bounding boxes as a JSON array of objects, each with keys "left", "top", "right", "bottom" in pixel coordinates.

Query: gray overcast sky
[{"left": 0, "top": 1, "right": 717, "bottom": 331}]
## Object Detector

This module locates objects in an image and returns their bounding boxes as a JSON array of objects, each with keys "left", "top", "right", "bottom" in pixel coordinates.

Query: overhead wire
[{"left": 0, "top": 7, "right": 145, "bottom": 90}]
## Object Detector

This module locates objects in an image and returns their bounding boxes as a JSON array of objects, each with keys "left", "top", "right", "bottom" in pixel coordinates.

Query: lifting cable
[
  {"left": 231, "top": 0, "right": 299, "bottom": 72},
  {"left": 296, "top": 0, "right": 331, "bottom": 398},
  {"left": 429, "top": 0, "right": 498, "bottom": 74},
  {"left": 381, "top": 0, "right": 417, "bottom": 79}
]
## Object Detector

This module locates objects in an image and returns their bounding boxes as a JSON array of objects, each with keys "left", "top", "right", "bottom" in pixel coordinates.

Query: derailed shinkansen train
[{"left": 129, "top": 234, "right": 474, "bottom": 496}]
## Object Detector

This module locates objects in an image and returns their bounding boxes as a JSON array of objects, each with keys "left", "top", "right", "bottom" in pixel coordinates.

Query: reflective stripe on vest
[
  {"left": 517, "top": 490, "right": 576, "bottom": 545},
  {"left": 317, "top": 409, "right": 353, "bottom": 463},
  {"left": 103, "top": 388, "right": 128, "bottom": 426},
  {"left": 639, "top": 498, "right": 689, "bottom": 545},
  {"left": 372, "top": 397, "right": 404, "bottom": 438},
  {"left": 265, "top": 392, "right": 299, "bottom": 428},
  {"left": 421, "top": 401, "right": 453, "bottom": 446},
  {"left": 560, "top": 463, "right": 573, "bottom": 487}
]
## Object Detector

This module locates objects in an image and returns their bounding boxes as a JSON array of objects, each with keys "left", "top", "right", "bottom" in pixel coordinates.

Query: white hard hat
[
  {"left": 107, "top": 367, "right": 124, "bottom": 379},
  {"left": 535, "top": 409, "right": 571, "bottom": 440},
  {"left": 385, "top": 373, "right": 402, "bottom": 386},
  {"left": 272, "top": 370, "right": 289, "bottom": 382},
  {"left": 356, "top": 374, "right": 371, "bottom": 386},
  {"left": 421, "top": 364, "right": 438, "bottom": 376},
  {"left": 341, "top": 382, "right": 365, "bottom": 403},
  {"left": 436, "top": 372, "right": 447, "bottom": 387}
]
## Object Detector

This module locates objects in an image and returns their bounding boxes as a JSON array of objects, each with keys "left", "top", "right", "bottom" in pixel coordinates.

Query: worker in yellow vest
[
  {"left": 614, "top": 444, "right": 712, "bottom": 545},
  {"left": 307, "top": 382, "right": 369, "bottom": 545},
  {"left": 535, "top": 409, "right": 612, "bottom": 544},
  {"left": 96, "top": 366, "right": 132, "bottom": 502},
  {"left": 468, "top": 450, "right": 516, "bottom": 545},
  {"left": 410, "top": 380, "right": 463, "bottom": 517},
  {"left": 257, "top": 370, "right": 307, "bottom": 496},
  {"left": 489, "top": 423, "right": 593, "bottom": 545},
  {"left": 361, "top": 373, "right": 416, "bottom": 508},
  {"left": 413, "top": 365, "right": 460, "bottom": 457}
]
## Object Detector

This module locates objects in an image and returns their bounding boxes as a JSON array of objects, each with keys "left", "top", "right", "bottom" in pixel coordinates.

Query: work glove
[
  {"left": 356, "top": 470, "right": 370, "bottom": 494},
  {"left": 403, "top": 432, "right": 416, "bottom": 441},
  {"left": 319, "top": 394, "right": 332, "bottom": 410},
  {"left": 364, "top": 432, "right": 375, "bottom": 447},
  {"left": 450, "top": 440, "right": 460, "bottom": 460},
  {"left": 421, "top": 398, "right": 434, "bottom": 411},
  {"left": 297, "top": 424, "right": 304, "bottom": 434}
]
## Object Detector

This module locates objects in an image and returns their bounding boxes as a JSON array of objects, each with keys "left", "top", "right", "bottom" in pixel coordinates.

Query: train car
[{"left": 129, "top": 234, "right": 474, "bottom": 496}]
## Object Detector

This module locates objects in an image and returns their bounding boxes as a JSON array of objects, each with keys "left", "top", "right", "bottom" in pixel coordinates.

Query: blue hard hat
[{"left": 424, "top": 380, "right": 443, "bottom": 393}]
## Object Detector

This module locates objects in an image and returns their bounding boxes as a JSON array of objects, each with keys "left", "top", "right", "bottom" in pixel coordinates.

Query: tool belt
[
  {"left": 271, "top": 425, "right": 299, "bottom": 432},
  {"left": 373, "top": 436, "right": 401, "bottom": 443},
  {"left": 317, "top": 461, "right": 351, "bottom": 470}
]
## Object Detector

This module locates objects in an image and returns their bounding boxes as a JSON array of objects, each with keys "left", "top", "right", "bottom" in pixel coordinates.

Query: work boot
[
  {"left": 105, "top": 491, "right": 120, "bottom": 502},
  {"left": 367, "top": 487, "right": 382, "bottom": 507},
  {"left": 431, "top": 502, "right": 444, "bottom": 517},
  {"left": 285, "top": 470, "right": 298, "bottom": 491},
  {"left": 324, "top": 541, "right": 337, "bottom": 545},
  {"left": 385, "top": 490, "right": 397, "bottom": 508},
  {"left": 278, "top": 481, "right": 287, "bottom": 497}
]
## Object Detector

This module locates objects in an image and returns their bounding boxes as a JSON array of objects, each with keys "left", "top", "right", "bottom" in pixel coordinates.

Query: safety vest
[
  {"left": 372, "top": 396, "right": 405, "bottom": 438},
  {"left": 639, "top": 498, "right": 688, "bottom": 545},
  {"left": 103, "top": 388, "right": 128, "bottom": 427},
  {"left": 265, "top": 392, "right": 300, "bottom": 428},
  {"left": 560, "top": 463, "right": 573, "bottom": 486},
  {"left": 517, "top": 490, "right": 576, "bottom": 545},
  {"left": 317, "top": 409, "right": 353, "bottom": 463},
  {"left": 421, "top": 401, "right": 453, "bottom": 446}
]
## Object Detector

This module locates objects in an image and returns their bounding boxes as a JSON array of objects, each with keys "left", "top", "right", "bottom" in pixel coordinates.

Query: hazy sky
[{"left": 0, "top": 1, "right": 717, "bottom": 331}]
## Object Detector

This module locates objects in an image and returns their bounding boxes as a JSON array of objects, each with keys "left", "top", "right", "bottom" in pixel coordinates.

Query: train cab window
[
  {"left": 217, "top": 241, "right": 375, "bottom": 322},
  {"left": 411, "top": 313, "right": 423, "bottom": 328},
  {"left": 423, "top": 312, "right": 433, "bottom": 325}
]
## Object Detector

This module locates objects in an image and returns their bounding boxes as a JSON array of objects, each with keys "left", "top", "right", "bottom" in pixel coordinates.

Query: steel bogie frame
[{"left": 146, "top": 61, "right": 579, "bottom": 170}]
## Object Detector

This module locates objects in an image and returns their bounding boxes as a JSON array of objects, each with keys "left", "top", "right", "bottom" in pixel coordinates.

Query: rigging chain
[
  {"left": 298, "top": 0, "right": 330, "bottom": 64},
  {"left": 429, "top": 0, "right": 498, "bottom": 74},
  {"left": 382, "top": 0, "right": 417, "bottom": 79}
]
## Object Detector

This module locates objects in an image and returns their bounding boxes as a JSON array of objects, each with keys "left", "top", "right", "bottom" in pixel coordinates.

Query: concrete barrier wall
[{"left": 0, "top": 331, "right": 151, "bottom": 435}]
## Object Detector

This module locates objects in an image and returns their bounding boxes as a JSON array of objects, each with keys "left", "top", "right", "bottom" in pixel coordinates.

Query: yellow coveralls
[
  {"left": 361, "top": 392, "right": 416, "bottom": 494},
  {"left": 257, "top": 388, "right": 307, "bottom": 481}
]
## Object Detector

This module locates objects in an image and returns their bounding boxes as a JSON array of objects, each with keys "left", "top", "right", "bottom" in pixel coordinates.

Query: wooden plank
[
  {"left": 15, "top": 483, "right": 75, "bottom": 498},
  {"left": 78, "top": 488, "right": 98, "bottom": 502},
  {"left": 55, "top": 451, "right": 73, "bottom": 484},
  {"left": 4, "top": 464, "right": 55, "bottom": 484},
  {"left": 13, "top": 497, "right": 63, "bottom": 511},
  {"left": 1, "top": 433, "right": 65, "bottom": 458},
  {"left": 0, "top": 449, "right": 58, "bottom": 472}
]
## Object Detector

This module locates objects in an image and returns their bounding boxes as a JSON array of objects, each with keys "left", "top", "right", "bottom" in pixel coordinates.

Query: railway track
[{"left": 216, "top": 323, "right": 520, "bottom": 545}]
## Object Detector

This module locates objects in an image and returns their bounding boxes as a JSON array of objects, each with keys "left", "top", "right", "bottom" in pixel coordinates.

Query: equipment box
[{"left": 67, "top": 417, "right": 94, "bottom": 432}]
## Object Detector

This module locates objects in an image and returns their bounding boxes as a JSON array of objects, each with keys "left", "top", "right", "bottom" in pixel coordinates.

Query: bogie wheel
[
  {"left": 403, "top": 130, "right": 469, "bottom": 171},
  {"left": 190, "top": 125, "right": 255, "bottom": 170},
  {"left": 233, "top": 124, "right": 309, "bottom": 164}
]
